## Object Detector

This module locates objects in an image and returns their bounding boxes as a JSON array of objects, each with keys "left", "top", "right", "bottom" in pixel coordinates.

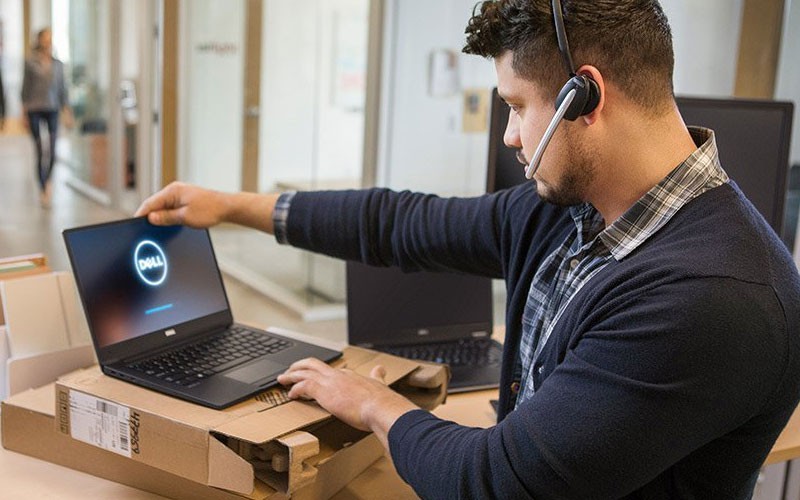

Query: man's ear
[{"left": 576, "top": 64, "right": 605, "bottom": 125}]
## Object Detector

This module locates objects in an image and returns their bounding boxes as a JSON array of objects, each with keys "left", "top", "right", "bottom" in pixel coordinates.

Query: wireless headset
[{"left": 525, "top": 0, "right": 601, "bottom": 179}]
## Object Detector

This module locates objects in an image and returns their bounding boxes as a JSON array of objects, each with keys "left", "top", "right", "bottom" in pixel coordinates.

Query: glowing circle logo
[{"left": 134, "top": 240, "right": 168, "bottom": 286}]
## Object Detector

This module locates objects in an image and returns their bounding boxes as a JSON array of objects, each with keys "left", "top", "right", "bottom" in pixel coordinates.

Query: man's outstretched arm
[{"left": 135, "top": 181, "right": 282, "bottom": 234}]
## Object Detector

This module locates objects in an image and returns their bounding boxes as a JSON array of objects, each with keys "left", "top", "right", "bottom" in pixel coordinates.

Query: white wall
[
  {"left": 178, "top": 0, "right": 244, "bottom": 192},
  {"left": 378, "top": 0, "right": 745, "bottom": 196},
  {"left": 776, "top": 0, "right": 800, "bottom": 166},
  {"left": 661, "top": 0, "right": 743, "bottom": 97},
  {"left": 378, "top": 0, "right": 495, "bottom": 196}
]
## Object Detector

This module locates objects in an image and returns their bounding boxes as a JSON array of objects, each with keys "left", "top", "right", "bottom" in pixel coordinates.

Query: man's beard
[{"left": 517, "top": 133, "right": 595, "bottom": 207}]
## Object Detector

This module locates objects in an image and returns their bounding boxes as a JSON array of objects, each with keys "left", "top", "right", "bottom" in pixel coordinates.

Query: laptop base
[{"left": 373, "top": 338, "right": 502, "bottom": 394}]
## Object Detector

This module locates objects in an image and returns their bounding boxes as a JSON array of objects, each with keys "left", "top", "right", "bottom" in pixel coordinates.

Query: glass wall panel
[
  {"left": 49, "top": 0, "right": 151, "bottom": 213},
  {"left": 178, "top": 0, "right": 369, "bottom": 320},
  {"left": 258, "top": 0, "right": 367, "bottom": 191},
  {"left": 52, "top": 0, "right": 113, "bottom": 201},
  {"left": 179, "top": 0, "right": 244, "bottom": 191}
]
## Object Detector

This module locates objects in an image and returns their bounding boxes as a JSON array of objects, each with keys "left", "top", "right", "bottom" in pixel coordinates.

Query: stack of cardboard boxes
[{"left": 0, "top": 253, "right": 95, "bottom": 400}]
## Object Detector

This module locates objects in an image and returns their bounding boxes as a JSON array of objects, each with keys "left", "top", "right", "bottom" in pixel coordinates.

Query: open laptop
[
  {"left": 63, "top": 217, "right": 341, "bottom": 409},
  {"left": 346, "top": 261, "right": 502, "bottom": 393}
]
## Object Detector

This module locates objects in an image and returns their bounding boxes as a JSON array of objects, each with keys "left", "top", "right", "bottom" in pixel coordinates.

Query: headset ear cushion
[
  {"left": 583, "top": 76, "right": 600, "bottom": 116},
  {"left": 556, "top": 75, "right": 601, "bottom": 121}
]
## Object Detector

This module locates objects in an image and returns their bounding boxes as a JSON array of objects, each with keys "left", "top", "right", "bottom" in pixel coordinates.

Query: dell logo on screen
[{"left": 134, "top": 240, "right": 168, "bottom": 286}]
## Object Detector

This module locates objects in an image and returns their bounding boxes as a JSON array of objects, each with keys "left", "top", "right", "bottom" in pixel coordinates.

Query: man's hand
[
  {"left": 277, "top": 358, "right": 420, "bottom": 449},
  {"left": 135, "top": 181, "right": 231, "bottom": 228},
  {"left": 135, "top": 182, "right": 281, "bottom": 233}
]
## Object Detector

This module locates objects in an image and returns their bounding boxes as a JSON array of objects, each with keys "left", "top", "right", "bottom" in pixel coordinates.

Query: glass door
[
  {"left": 52, "top": 0, "right": 153, "bottom": 213},
  {"left": 117, "top": 0, "right": 159, "bottom": 213},
  {"left": 52, "top": 0, "right": 115, "bottom": 204},
  {"left": 177, "top": 0, "right": 370, "bottom": 320}
]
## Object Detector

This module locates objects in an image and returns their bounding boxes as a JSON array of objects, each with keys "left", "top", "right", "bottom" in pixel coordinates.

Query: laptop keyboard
[
  {"left": 126, "top": 326, "right": 293, "bottom": 387},
  {"left": 380, "top": 338, "right": 501, "bottom": 367}
]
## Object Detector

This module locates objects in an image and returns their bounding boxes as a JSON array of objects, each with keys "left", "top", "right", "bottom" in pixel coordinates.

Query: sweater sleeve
[
  {"left": 387, "top": 277, "right": 788, "bottom": 499},
  {"left": 284, "top": 188, "right": 509, "bottom": 277},
  {"left": 389, "top": 409, "right": 575, "bottom": 499}
]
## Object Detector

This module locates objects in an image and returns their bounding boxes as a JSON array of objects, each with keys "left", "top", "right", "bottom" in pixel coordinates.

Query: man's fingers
[
  {"left": 279, "top": 359, "right": 345, "bottom": 401},
  {"left": 279, "top": 370, "right": 325, "bottom": 401},
  {"left": 148, "top": 208, "right": 186, "bottom": 226},
  {"left": 370, "top": 365, "right": 387, "bottom": 384},
  {"left": 134, "top": 190, "right": 170, "bottom": 217},
  {"left": 287, "top": 380, "right": 317, "bottom": 400},
  {"left": 277, "top": 368, "right": 317, "bottom": 385},
  {"left": 285, "top": 357, "right": 334, "bottom": 374},
  {"left": 134, "top": 199, "right": 156, "bottom": 217},
  {"left": 134, "top": 182, "right": 184, "bottom": 218}
]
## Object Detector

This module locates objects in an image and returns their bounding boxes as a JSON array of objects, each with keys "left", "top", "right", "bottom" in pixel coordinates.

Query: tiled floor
[
  {"left": 0, "top": 135, "right": 121, "bottom": 271},
  {"left": 0, "top": 132, "right": 349, "bottom": 344}
]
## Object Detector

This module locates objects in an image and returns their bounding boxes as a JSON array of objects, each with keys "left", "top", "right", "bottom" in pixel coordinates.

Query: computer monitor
[
  {"left": 676, "top": 96, "right": 794, "bottom": 246},
  {"left": 486, "top": 89, "right": 795, "bottom": 248}
]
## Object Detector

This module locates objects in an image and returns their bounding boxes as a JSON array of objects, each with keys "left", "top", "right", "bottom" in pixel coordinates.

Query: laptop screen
[
  {"left": 346, "top": 261, "right": 494, "bottom": 347},
  {"left": 64, "top": 217, "right": 229, "bottom": 349}
]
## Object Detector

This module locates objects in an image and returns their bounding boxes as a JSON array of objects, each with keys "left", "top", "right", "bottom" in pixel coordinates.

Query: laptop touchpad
[{"left": 224, "top": 359, "right": 287, "bottom": 384}]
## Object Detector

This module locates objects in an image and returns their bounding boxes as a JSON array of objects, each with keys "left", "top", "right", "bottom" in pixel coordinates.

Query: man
[{"left": 136, "top": 1, "right": 800, "bottom": 498}]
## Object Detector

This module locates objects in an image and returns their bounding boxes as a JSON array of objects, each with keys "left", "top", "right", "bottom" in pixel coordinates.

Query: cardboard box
[
  {"left": 53, "top": 346, "right": 448, "bottom": 498},
  {"left": 1, "top": 270, "right": 92, "bottom": 356},
  {"left": 2, "top": 382, "right": 390, "bottom": 500},
  {"left": 0, "top": 253, "right": 50, "bottom": 325},
  {"left": 6, "top": 344, "right": 95, "bottom": 398},
  {"left": 0, "top": 270, "right": 94, "bottom": 400}
]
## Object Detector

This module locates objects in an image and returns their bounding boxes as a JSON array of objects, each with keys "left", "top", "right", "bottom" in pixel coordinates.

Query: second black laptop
[
  {"left": 346, "top": 261, "right": 502, "bottom": 393},
  {"left": 63, "top": 217, "right": 341, "bottom": 409}
]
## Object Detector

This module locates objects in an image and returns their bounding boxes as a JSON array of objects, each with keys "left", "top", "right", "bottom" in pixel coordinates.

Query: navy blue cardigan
[{"left": 284, "top": 181, "right": 800, "bottom": 499}]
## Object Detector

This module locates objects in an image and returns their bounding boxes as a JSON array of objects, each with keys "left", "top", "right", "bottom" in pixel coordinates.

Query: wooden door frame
[
  {"left": 734, "top": 0, "right": 786, "bottom": 98},
  {"left": 160, "top": 0, "right": 179, "bottom": 187},
  {"left": 241, "top": 0, "right": 262, "bottom": 193}
]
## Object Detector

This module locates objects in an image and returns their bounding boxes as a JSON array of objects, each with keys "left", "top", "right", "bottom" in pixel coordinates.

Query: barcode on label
[
  {"left": 68, "top": 390, "right": 132, "bottom": 458},
  {"left": 119, "top": 420, "right": 129, "bottom": 451},
  {"left": 97, "top": 400, "right": 118, "bottom": 417}
]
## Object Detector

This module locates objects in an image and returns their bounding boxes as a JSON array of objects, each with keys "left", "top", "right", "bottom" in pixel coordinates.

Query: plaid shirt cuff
[{"left": 273, "top": 191, "right": 297, "bottom": 245}]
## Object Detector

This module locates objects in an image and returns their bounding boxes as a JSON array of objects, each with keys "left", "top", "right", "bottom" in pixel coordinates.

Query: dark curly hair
[{"left": 464, "top": 0, "right": 675, "bottom": 114}]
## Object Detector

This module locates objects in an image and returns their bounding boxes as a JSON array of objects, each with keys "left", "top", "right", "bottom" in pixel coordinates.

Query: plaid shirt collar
[{"left": 570, "top": 127, "right": 728, "bottom": 261}]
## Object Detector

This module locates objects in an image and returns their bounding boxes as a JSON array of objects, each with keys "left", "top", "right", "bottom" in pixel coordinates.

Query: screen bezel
[{"left": 345, "top": 261, "right": 494, "bottom": 347}]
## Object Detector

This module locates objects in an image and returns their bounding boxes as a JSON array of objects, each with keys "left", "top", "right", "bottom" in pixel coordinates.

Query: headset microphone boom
[{"left": 525, "top": 0, "right": 600, "bottom": 180}]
